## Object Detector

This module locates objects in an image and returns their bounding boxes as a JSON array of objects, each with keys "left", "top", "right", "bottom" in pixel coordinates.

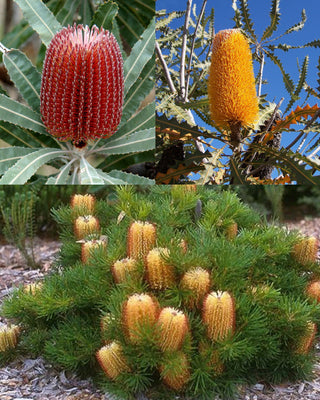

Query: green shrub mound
[{"left": 1, "top": 186, "right": 320, "bottom": 400}]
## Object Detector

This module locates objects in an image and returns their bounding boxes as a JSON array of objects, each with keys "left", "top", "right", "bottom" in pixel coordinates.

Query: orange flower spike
[
  {"left": 157, "top": 307, "right": 189, "bottom": 352},
  {"left": 181, "top": 268, "right": 211, "bottom": 308},
  {"left": 202, "top": 291, "right": 235, "bottom": 342},
  {"left": 0, "top": 325, "right": 20, "bottom": 352},
  {"left": 292, "top": 236, "right": 318, "bottom": 266},
  {"left": 127, "top": 221, "right": 156, "bottom": 260},
  {"left": 96, "top": 342, "right": 129, "bottom": 380},
  {"left": 295, "top": 322, "right": 317, "bottom": 355},
  {"left": 160, "top": 352, "right": 190, "bottom": 391},
  {"left": 112, "top": 258, "right": 137, "bottom": 284},
  {"left": 74, "top": 215, "right": 100, "bottom": 239},
  {"left": 208, "top": 29, "right": 259, "bottom": 131},
  {"left": 306, "top": 281, "right": 320, "bottom": 303},
  {"left": 145, "top": 248, "right": 175, "bottom": 290},
  {"left": 70, "top": 194, "right": 95, "bottom": 214},
  {"left": 81, "top": 238, "right": 107, "bottom": 263}
]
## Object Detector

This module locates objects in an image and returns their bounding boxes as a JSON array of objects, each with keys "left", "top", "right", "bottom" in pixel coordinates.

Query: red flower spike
[{"left": 40, "top": 24, "right": 124, "bottom": 146}]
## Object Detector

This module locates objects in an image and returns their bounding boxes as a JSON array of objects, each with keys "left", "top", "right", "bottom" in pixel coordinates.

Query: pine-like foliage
[{"left": 2, "top": 186, "right": 320, "bottom": 399}]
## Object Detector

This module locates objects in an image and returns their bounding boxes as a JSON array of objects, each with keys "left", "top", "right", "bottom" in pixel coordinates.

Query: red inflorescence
[{"left": 40, "top": 24, "right": 124, "bottom": 146}]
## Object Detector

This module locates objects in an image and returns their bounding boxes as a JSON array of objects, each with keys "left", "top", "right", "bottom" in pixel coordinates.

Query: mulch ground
[{"left": 1, "top": 218, "right": 320, "bottom": 400}]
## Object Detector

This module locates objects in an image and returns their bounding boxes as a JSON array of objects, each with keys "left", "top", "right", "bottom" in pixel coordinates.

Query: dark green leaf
[
  {"left": 239, "top": 0, "right": 256, "bottom": 40},
  {"left": 261, "top": 0, "right": 280, "bottom": 41},
  {"left": 90, "top": 1, "right": 118, "bottom": 32}
]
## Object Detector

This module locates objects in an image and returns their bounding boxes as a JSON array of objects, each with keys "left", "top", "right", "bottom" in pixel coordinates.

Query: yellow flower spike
[
  {"left": 112, "top": 258, "right": 137, "bottom": 284},
  {"left": 208, "top": 29, "right": 259, "bottom": 135},
  {"left": 81, "top": 238, "right": 107, "bottom": 263},
  {"left": 127, "top": 221, "right": 157, "bottom": 260},
  {"left": 225, "top": 222, "right": 238, "bottom": 240},
  {"left": 181, "top": 268, "right": 211, "bottom": 308},
  {"left": 157, "top": 307, "right": 189, "bottom": 352},
  {"left": 24, "top": 282, "right": 43, "bottom": 295},
  {"left": 295, "top": 321, "right": 317, "bottom": 355},
  {"left": 292, "top": 236, "right": 318, "bottom": 266},
  {"left": 202, "top": 291, "right": 235, "bottom": 342},
  {"left": 159, "top": 352, "right": 190, "bottom": 391},
  {"left": 122, "top": 293, "right": 159, "bottom": 344},
  {"left": 100, "top": 313, "right": 116, "bottom": 333},
  {"left": 96, "top": 341, "right": 129, "bottom": 380},
  {"left": 74, "top": 215, "right": 100, "bottom": 240},
  {"left": 307, "top": 281, "right": 320, "bottom": 303},
  {"left": 70, "top": 194, "right": 95, "bottom": 215},
  {"left": 0, "top": 325, "right": 20, "bottom": 352},
  {"left": 145, "top": 248, "right": 175, "bottom": 290}
]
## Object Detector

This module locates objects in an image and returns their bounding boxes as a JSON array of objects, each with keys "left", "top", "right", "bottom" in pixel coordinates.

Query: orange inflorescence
[
  {"left": 81, "top": 238, "right": 107, "bottom": 263},
  {"left": 225, "top": 222, "right": 238, "bottom": 240},
  {"left": 70, "top": 194, "right": 95, "bottom": 214},
  {"left": 202, "top": 291, "right": 235, "bottom": 342},
  {"left": 292, "top": 237, "right": 318, "bottom": 266},
  {"left": 0, "top": 325, "right": 20, "bottom": 352},
  {"left": 145, "top": 248, "right": 175, "bottom": 290},
  {"left": 122, "top": 293, "right": 159, "bottom": 344},
  {"left": 295, "top": 321, "right": 317, "bottom": 355},
  {"left": 160, "top": 352, "right": 190, "bottom": 391},
  {"left": 74, "top": 215, "right": 100, "bottom": 239},
  {"left": 127, "top": 221, "right": 156, "bottom": 260},
  {"left": 112, "top": 258, "right": 137, "bottom": 284},
  {"left": 157, "top": 307, "right": 189, "bottom": 352},
  {"left": 96, "top": 341, "right": 129, "bottom": 379},
  {"left": 181, "top": 268, "right": 211, "bottom": 308},
  {"left": 307, "top": 281, "right": 320, "bottom": 303},
  {"left": 208, "top": 29, "right": 259, "bottom": 130}
]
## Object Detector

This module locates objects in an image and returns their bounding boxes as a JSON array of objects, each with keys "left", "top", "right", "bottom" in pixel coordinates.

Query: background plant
[
  {"left": 0, "top": 0, "right": 155, "bottom": 184},
  {"left": 156, "top": 0, "right": 320, "bottom": 184}
]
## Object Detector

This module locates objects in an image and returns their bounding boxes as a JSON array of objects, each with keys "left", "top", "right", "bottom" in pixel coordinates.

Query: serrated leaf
[
  {"left": 124, "top": 17, "right": 155, "bottom": 97},
  {"left": 90, "top": 1, "right": 118, "bottom": 31},
  {"left": 232, "top": 0, "right": 242, "bottom": 28},
  {"left": 46, "top": 161, "right": 74, "bottom": 184},
  {"left": 0, "top": 121, "right": 54, "bottom": 147},
  {"left": 229, "top": 157, "right": 246, "bottom": 183},
  {"left": 80, "top": 0, "right": 94, "bottom": 25},
  {"left": 0, "top": 94, "right": 48, "bottom": 135},
  {"left": 283, "top": 9, "right": 307, "bottom": 36},
  {"left": 116, "top": 3, "right": 145, "bottom": 47},
  {"left": 13, "top": 0, "right": 62, "bottom": 47},
  {"left": 239, "top": 0, "right": 256, "bottom": 40},
  {"left": 253, "top": 103, "right": 277, "bottom": 130},
  {"left": 156, "top": 11, "right": 183, "bottom": 30},
  {"left": 261, "top": 0, "right": 280, "bottom": 41},
  {"left": 0, "top": 148, "right": 66, "bottom": 184},
  {"left": 3, "top": 49, "right": 41, "bottom": 113},
  {"left": 107, "top": 170, "right": 154, "bottom": 185},
  {"left": 0, "top": 147, "right": 37, "bottom": 174},
  {"left": 79, "top": 157, "right": 105, "bottom": 184},
  {"left": 94, "top": 169, "right": 127, "bottom": 184},
  {"left": 56, "top": 0, "right": 80, "bottom": 26},
  {"left": 266, "top": 52, "right": 294, "bottom": 94},
  {"left": 178, "top": 97, "right": 209, "bottom": 109},
  {"left": 102, "top": 150, "right": 154, "bottom": 171},
  {"left": 117, "top": 102, "right": 154, "bottom": 137},
  {"left": 270, "top": 104, "right": 319, "bottom": 134},
  {"left": 1, "top": 20, "right": 34, "bottom": 51}
]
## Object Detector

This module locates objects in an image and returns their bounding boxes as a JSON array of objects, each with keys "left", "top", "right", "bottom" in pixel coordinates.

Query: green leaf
[
  {"left": 283, "top": 9, "right": 307, "bottom": 36},
  {"left": 238, "top": 0, "right": 256, "bottom": 40},
  {"left": 92, "top": 169, "right": 127, "bottom": 184},
  {"left": 79, "top": 157, "right": 105, "bottom": 184},
  {"left": 232, "top": 0, "right": 242, "bottom": 28},
  {"left": 0, "top": 94, "right": 48, "bottom": 135},
  {"left": 107, "top": 170, "right": 154, "bottom": 185},
  {"left": 13, "top": 0, "right": 62, "bottom": 47},
  {"left": 124, "top": 17, "right": 155, "bottom": 97},
  {"left": 0, "top": 148, "right": 66, "bottom": 184},
  {"left": 229, "top": 157, "right": 246, "bottom": 184},
  {"left": 116, "top": 3, "right": 145, "bottom": 47},
  {"left": 56, "top": 0, "right": 80, "bottom": 26},
  {"left": 90, "top": 1, "right": 118, "bottom": 32},
  {"left": 261, "top": 0, "right": 280, "bottom": 41},
  {"left": 0, "top": 147, "right": 37, "bottom": 174},
  {"left": 3, "top": 50, "right": 41, "bottom": 113},
  {"left": 46, "top": 160, "right": 75, "bottom": 184},
  {"left": 0, "top": 121, "right": 53, "bottom": 147},
  {"left": 266, "top": 52, "right": 294, "bottom": 94},
  {"left": 102, "top": 150, "right": 154, "bottom": 171},
  {"left": 177, "top": 97, "right": 209, "bottom": 109},
  {"left": 80, "top": 0, "right": 94, "bottom": 25},
  {"left": 117, "top": 102, "right": 154, "bottom": 137},
  {"left": 1, "top": 20, "right": 34, "bottom": 51}
]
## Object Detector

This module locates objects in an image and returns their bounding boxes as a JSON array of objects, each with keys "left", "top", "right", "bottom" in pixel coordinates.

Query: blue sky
[{"left": 156, "top": 0, "right": 320, "bottom": 180}]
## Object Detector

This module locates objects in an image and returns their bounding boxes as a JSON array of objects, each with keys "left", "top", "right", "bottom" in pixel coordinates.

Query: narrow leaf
[
  {"left": 261, "top": 0, "right": 280, "bottom": 41},
  {"left": 79, "top": 157, "right": 105, "bottom": 184},
  {"left": 267, "top": 52, "right": 294, "bottom": 94},
  {"left": 229, "top": 157, "right": 246, "bottom": 183},
  {"left": 232, "top": 0, "right": 242, "bottom": 28},
  {"left": 56, "top": 0, "right": 80, "bottom": 26},
  {"left": 283, "top": 9, "right": 307, "bottom": 36},
  {"left": 80, "top": 0, "right": 94, "bottom": 25},
  {"left": 117, "top": 102, "right": 155, "bottom": 137},
  {"left": 238, "top": 0, "right": 256, "bottom": 39},
  {"left": 46, "top": 160, "right": 75, "bottom": 184},
  {"left": 90, "top": 1, "right": 118, "bottom": 31},
  {"left": 0, "top": 147, "right": 37, "bottom": 174},
  {"left": 107, "top": 170, "right": 154, "bottom": 185},
  {"left": 13, "top": 0, "right": 62, "bottom": 47}
]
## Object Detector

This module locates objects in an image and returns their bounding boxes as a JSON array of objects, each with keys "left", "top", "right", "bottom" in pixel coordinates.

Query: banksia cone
[
  {"left": 0, "top": 325, "right": 20, "bottom": 352},
  {"left": 96, "top": 341, "right": 129, "bottom": 379},
  {"left": 24, "top": 282, "right": 43, "bottom": 295},
  {"left": 307, "top": 281, "right": 320, "bottom": 303},
  {"left": 74, "top": 215, "right": 100, "bottom": 239},
  {"left": 159, "top": 352, "right": 190, "bottom": 391},
  {"left": 208, "top": 29, "right": 259, "bottom": 132},
  {"left": 157, "top": 307, "right": 189, "bottom": 352},
  {"left": 81, "top": 238, "right": 107, "bottom": 263},
  {"left": 122, "top": 293, "right": 159, "bottom": 344},
  {"left": 40, "top": 24, "right": 123, "bottom": 146},
  {"left": 181, "top": 268, "right": 211, "bottom": 308},
  {"left": 295, "top": 321, "right": 317, "bottom": 354},
  {"left": 112, "top": 258, "right": 137, "bottom": 284},
  {"left": 225, "top": 222, "right": 238, "bottom": 240},
  {"left": 71, "top": 194, "right": 95, "bottom": 214},
  {"left": 292, "top": 236, "right": 318, "bottom": 265},
  {"left": 127, "top": 221, "right": 157, "bottom": 260},
  {"left": 145, "top": 248, "right": 175, "bottom": 290},
  {"left": 100, "top": 313, "right": 115, "bottom": 333},
  {"left": 202, "top": 291, "right": 235, "bottom": 342}
]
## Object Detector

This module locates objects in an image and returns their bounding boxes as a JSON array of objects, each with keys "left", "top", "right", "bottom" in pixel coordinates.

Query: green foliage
[{"left": 2, "top": 186, "right": 320, "bottom": 399}]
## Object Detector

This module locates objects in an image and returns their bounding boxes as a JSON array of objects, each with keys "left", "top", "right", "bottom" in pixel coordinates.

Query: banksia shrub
[
  {"left": 145, "top": 248, "right": 175, "bottom": 290},
  {"left": 159, "top": 352, "right": 190, "bottom": 391},
  {"left": 71, "top": 194, "right": 95, "bottom": 215},
  {"left": 127, "top": 221, "right": 157, "bottom": 260},
  {"left": 307, "top": 281, "right": 320, "bottom": 303},
  {"left": 40, "top": 24, "right": 123, "bottom": 146},
  {"left": 74, "top": 215, "right": 100, "bottom": 239},
  {"left": 292, "top": 236, "right": 318, "bottom": 265},
  {"left": 180, "top": 267, "right": 211, "bottom": 308},
  {"left": 202, "top": 291, "right": 235, "bottom": 342},
  {"left": 157, "top": 307, "right": 189, "bottom": 352},
  {"left": 208, "top": 29, "right": 259, "bottom": 132},
  {"left": 81, "top": 239, "right": 107, "bottom": 263},
  {"left": 0, "top": 325, "right": 20, "bottom": 352},
  {"left": 295, "top": 322, "right": 317, "bottom": 355},
  {"left": 96, "top": 342, "right": 129, "bottom": 379},
  {"left": 112, "top": 258, "right": 137, "bottom": 284}
]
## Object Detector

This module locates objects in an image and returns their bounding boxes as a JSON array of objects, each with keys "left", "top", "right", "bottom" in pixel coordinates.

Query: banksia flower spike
[
  {"left": 71, "top": 194, "right": 95, "bottom": 215},
  {"left": 202, "top": 291, "right": 235, "bottom": 342},
  {"left": 74, "top": 215, "right": 100, "bottom": 240},
  {"left": 24, "top": 282, "right": 43, "bottom": 295},
  {"left": 292, "top": 236, "right": 318, "bottom": 266},
  {"left": 145, "top": 248, "right": 175, "bottom": 290},
  {"left": 112, "top": 258, "right": 137, "bottom": 284},
  {"left": 159, "top": 352, "right": 190, "bottom": 391},
  {"left": 100, "top": 313, "right": 115, "bottom": 333},
  {"left": 96, "top": 341, "right": 129, "bottom": 380},
  {"left": 127, "top": 221, "right": 157, "bottom": 260},
  {"left": 307, "top": 281, "right": 320, "bottom": 303},
  {"left": 0, "top": 325, "right": 20, "bottom": 352},
  {"left": 41, "top": 24, "right": 123, "bottom": 147},
  {"left": 225, "top": 222, "right": 238, "bottom": 240},
  {"left": 81, "top": 238, "right": 107, "bottom": 263},
  {"left": 181, "top": 268, "right": 211, "bottom": 308},
  {"left": 295, "top": 321, "right": 317, "bottom": 355},
  {"left": 208, "top": 29, "right": 259, "bottom": 137},
  {"left": 157, "top": 307, "right": 189, "bottom": 352},
  {"left": 122, "top": 293, "right": 159, "bottom": 344}
]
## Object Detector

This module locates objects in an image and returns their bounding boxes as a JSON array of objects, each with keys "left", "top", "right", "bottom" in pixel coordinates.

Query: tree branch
[
  {"left": 155, "top": 41, "right": 177, "bottom": 94},
  {"left": 180, "top": 0, "right": 192, "bottom": 101}
]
